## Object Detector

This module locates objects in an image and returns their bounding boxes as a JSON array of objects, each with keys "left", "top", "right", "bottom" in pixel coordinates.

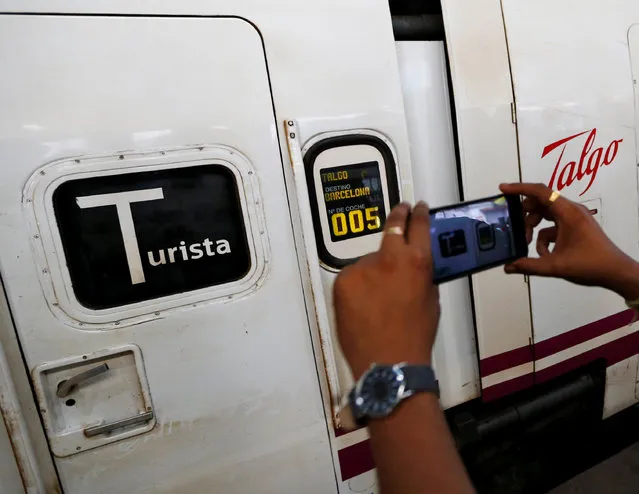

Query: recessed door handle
[
  {"left": 56, "top": 363, "right": 110, "bottom": 398},
  {"left": 84, "top": 410, "right": 154, "bottom": 438}
]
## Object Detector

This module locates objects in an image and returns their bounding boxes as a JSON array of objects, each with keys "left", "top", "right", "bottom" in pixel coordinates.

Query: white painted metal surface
[
  {"left": 0, "top": 14, "right": 336, "bottom": 493},
  {"left": 503, "top": 0, "right": 639, "bottom": 345},
  {"left": 0, "top": 279, "right": 56, "bottom": 493},
  {"left": 284, "top": 121, "right": 345, "bottom": 428},
  {"left": 0, "top": 1, "right": 412, "bottom": 491},
  {"left": 396, "top": 41, "right": 480, "bottom": 408},
  {"left": 633, "top": 25, "right": 639, "bottom": 165},
  {"left": 603, "top": 356, "right": 639, "bottom": 418},
  {"left": 441, "top": 0, "right": 533, "bottom": 397},
  {"left": 502, "top": 1, "right": 639, "bottom": 412},
  {"left": 0, "top": 375, "right": 24, "bottom": 493}
]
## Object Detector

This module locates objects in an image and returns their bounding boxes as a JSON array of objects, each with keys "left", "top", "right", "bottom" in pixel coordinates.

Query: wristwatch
[{"left": 348, "top": 363, "right": 438, "bottom": 425}]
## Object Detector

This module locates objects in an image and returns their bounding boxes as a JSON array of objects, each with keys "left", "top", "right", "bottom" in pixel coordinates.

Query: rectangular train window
[{"left": 24, "top": 147, "right": 267, "bottom": 328}]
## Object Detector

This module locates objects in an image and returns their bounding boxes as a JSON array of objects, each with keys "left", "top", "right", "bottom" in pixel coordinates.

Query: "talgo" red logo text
[{"left": 542, "top": 129, "right": 623, "bottom": 196}]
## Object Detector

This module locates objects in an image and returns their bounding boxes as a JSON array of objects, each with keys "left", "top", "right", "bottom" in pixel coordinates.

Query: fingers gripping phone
[{"left": 430, "top": 194, "right": 527, "bottom": 284}]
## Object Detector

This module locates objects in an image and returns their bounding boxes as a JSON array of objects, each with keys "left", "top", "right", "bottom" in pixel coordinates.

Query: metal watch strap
[
  {"left": 348, "top": 387, "right": 366, "bottom": 425},
  {"left": 403, "top": 364, "right": 439, "bottom": 396}
]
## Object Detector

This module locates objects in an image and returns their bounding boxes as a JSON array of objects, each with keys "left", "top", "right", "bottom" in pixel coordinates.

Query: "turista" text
[
  {"left": 76, "top": 188, "right": 236, "bottom": 285},
  {"left": 148, "top": 238, "right": 231, "bottom": 266}
]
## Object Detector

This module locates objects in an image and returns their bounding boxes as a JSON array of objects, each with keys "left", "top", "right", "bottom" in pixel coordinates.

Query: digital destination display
[{"left": 320, "top": 161, "right": 386, "bottom": 242}]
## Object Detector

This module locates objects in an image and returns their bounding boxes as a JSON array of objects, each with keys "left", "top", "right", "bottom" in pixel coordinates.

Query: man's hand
[
  {"left": 333, "top": 201, "right": 440, "bottom": 380},
  {"left": 333, "top": 201, "right": 475, "bottom": 494},
  {"left": 500, "top": 183, "right": 639, "bottom": 300}
]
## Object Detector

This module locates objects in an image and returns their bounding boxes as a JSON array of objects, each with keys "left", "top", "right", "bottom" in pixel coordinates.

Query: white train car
[{"left": 0, "top": 0, "right": 638, "bottom": 492}]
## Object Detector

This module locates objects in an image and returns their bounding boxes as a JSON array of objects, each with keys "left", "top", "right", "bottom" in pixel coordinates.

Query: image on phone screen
[{"left": 430, "top": 195, "right": 526, "bottom": 284}]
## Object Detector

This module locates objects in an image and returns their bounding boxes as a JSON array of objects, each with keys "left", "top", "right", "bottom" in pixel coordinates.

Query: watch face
[{"left": 359, "top": 365, "right": 405, "bottom": 418}]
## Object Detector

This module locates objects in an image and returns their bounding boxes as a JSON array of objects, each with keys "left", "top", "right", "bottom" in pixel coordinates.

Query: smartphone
[{"left": 429, "top": 194, "right": 527, "bottom": 284}]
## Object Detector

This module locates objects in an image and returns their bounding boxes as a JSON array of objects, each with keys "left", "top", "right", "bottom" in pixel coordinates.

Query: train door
[
  {"left": 441, "top": 0, "right": 534, "bottom": 401},
  {"left": 0, "top": 14, "right": 336, "bottom": 493},
  {"left": 627, "top": 22, "right": 639, "bottom": 403},
  {"left": 502, "top": 1, "right": 639, "bottom": 416}
]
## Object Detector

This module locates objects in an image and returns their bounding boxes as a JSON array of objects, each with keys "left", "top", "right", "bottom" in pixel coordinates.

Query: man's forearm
[{"left": 368, "top": 394, "right": 475, "bottom": 494}]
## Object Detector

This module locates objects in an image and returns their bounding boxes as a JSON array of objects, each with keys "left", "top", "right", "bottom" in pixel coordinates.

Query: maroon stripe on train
[
  {"left": 479, "top": 345, "right": 533, "bottom": 377},
  {"left": 483, "top": 322, "right": 639, "bottom": 400},
  {"left": 536, "top": 329, "right": 639, "bottom": 384},
  {"left": 535, "top": 309, "right": 635, "bottom": 360},
  {"left": 479, "top": 309, "right": 634, "bottom": 378},
  {"left": 482, "top": 372, "right": 534, "bottom": 402},
  {"left": 338, "top": 439, "right": 375, "bottom": 481}
]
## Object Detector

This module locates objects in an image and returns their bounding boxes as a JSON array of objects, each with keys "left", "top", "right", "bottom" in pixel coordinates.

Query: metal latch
[
  {"left": 34, "top": 345, "right": 155, "bottom": 456},
  {"left": 56, "top": 363, "right": 110, "bottom": 398}
]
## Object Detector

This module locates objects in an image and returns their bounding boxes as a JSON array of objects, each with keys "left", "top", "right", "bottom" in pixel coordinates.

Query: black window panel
[
  {"left": 53, "top": 165, "right": 251, "bottom": 309},
  {"left": 438, "top": 229, "right": 467, "bottom": 258},
  {"left": 476, "top": 223, "right": 496, "bottom": 251},
  {"left": 320, "top": 161, "right": 387, "bottom": 243}
]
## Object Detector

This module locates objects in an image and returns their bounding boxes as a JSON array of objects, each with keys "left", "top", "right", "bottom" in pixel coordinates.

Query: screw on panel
[
  {"left": 154, "top": 312, "right": 160, "bottom": 316},
  {"left": 198, "top": 146, "right": 204, "bottom": 151},
  {"left": 75, "top": 159, "right": 80, "bottom": 164},
  {"left": 119, "top": 155, "right": 125, "bottom": 160},
  {"left": 82, "top": 356, "right": 87, "bottom": 360},
  {"left": 39, "top": 170, "right": 45, "bottom": 176},
  {"left": 289, "top": 133, "right": 296, "bottom": 139},
  {"left": 25, "top": 199, "right": 31, "bottom": 203},
  {"left": 33, "top": 234, "right": 39, "bottom": 239},
  {"left": 248, "top": 171, "right": 253, "bottom": 175},
  {"left": 160, "top": 151, "right": 166, "bottom": 156},
  {"left": 42, "top": 268, "right": 49, "bottom": 274},
  {"left": 114, "top": 321, "right": 120, "bottom": 326},
  {"left": 287, "top": 121, "right": 294, "bottom": 127},
  {"left": 52, "top": 302, "right": 58, "bottom": 307},
  {"left": 76, "top": 447, "right": 81, "bottom": 451}
]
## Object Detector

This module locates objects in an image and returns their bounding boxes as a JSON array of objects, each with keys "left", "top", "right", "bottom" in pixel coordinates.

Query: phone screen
[{"left": 430, "top": 195, "right": 525, "bottom": 283}]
